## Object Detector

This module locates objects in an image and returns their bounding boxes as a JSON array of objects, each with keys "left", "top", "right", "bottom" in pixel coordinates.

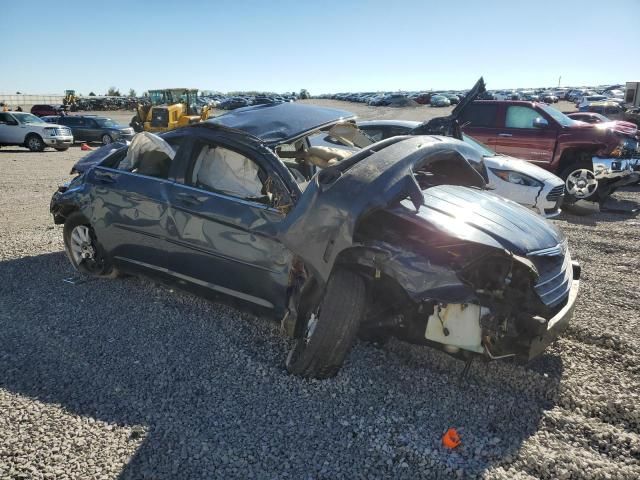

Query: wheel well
[
  {"left": 558, "top": 148, "right": 596, "bottom": 173},
  {"left": 52, "top": 205, "right": 79, "bottom": 225},
  {"left": 24, "top": 132, "right": 42, "bottom": 143}
]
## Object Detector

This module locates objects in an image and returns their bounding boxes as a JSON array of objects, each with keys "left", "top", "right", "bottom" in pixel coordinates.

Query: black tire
[
  {"left": 559, "top": 161, "right": 601, "bottom": 204},
  {"left": 54, "top": 147, "right": 69, "bottom": 152},
  {"left": 101, "top": 134, "right": 113, "bottom": 145},
  {"left": 286, "top": 269, "right": 366, "bottom": 379},
  {"left": 63, "top": 212, "right": 119, "bottom": 278},
  {"left": 25, "top": 134, "right": 45, "bottom": 152},
  {"left": 130, "top": 115, "right": 143, "bottom": 133}
]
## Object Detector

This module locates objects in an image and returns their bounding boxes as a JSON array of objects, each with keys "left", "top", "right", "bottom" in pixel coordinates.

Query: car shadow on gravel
[{"left": 0, "top": 251, "right": 565, "bottom": 479}]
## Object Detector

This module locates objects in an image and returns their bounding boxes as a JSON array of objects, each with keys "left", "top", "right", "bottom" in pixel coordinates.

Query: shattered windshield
[{"left": 13, "top": 113, "right": 45, "bottom": 124}]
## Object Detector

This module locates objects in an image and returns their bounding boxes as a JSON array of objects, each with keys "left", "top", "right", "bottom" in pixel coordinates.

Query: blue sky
[{"left": 2, "top": 0, "right": 639, "bottom": 95}]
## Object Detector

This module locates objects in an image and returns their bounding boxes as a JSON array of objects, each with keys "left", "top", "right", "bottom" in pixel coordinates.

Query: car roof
[{"left": 206, "top": 102, "right": 356, "bottom": 145}]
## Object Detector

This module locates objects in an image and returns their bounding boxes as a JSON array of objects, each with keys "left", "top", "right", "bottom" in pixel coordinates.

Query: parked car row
[
  {"left": 0, "top": 111, "right": 133, "bottom": 151},
  {"left": 51, "top": 99, "right": 583, "bottom": 379},
  {"left": 315, "top": 84, "right": 623, "bottom": 107},
  {"left": 204, "top": 93, "right": 298, "bottom": 110},
  {"left": 316, "top": 91, "right": 467, "bottom": 107}
]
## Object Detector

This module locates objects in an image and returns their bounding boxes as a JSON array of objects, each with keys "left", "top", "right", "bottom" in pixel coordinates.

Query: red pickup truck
[{"left": 460, "top": 100, "right": 639, "bottom": 202}]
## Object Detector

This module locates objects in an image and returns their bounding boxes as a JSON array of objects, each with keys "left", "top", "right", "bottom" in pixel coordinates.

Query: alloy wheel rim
[
  {"left": 566, "top": 169, "right": 597, "bottom": 199},
  {"left": 69, "top": 225, "right": 95, "bottom": 265},
  {"left": 28, "top": 137, "right": 40, "bottom": 149},
  {"left": 102, "top": 135, "right": 111, "bottom": 144}
]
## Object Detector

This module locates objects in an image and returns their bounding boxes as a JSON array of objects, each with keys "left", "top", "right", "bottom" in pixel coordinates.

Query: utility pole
[{"left": 558, "top": 76, "right": 562, "bottom": 88}]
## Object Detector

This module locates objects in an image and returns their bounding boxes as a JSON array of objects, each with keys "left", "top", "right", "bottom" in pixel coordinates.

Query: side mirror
[{"left": 533, "top": 117, "right": 549, "bottom": 128}]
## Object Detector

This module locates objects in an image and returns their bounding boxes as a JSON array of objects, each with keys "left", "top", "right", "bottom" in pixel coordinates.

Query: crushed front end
[{"left": 353, "top": 201, "right": 581, "bottom": 364}]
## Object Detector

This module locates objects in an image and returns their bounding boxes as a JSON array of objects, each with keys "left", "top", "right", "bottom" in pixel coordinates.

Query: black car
[
  {"left": 219, "top": 97, "right": 250, "bottom": 110},
  {"left": 50, "top": 103, "right": 580, "bottom": 378},
  {"left": 56, "top": 115, "right": 134, "bottom": 145}
]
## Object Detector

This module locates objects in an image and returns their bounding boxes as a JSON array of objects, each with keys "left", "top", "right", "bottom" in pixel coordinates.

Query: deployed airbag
[{"left": 193, "top": 146, "right": 263, "bottom": 198}]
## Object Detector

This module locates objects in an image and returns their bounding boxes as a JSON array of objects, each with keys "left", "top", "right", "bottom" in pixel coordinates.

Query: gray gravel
[{"left": 1, "top": 117, "right": 639, "bottom": 479}]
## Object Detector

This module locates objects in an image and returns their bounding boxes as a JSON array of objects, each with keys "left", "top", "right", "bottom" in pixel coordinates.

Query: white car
[
  {"left": 0, "top": 111, "right": 73, "bottom": 151},
  {"left": 576, "top": 94, "right": 607, "bottom": 109},
  {"left": 356, "top": 120, "right": 565, "bottom": 217}
]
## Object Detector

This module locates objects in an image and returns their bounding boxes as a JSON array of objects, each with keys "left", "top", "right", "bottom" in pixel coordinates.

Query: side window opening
[
  {"left": 188, "top": 143, "right": 292, "bottom": 211},
  {"left": 109, "top": 132, "right": 183, "bottom": 179},
  {"left": 190, "top": 144, "right": 265, "bottom": 200},
  {"left": 460, "top": 104, "right": 498, "bottom": 128},
  {"left": 505, "top": 106, "right": 542, "bottom": 129}
]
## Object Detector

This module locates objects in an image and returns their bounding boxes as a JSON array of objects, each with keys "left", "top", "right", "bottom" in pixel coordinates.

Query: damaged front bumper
[
  {"left": 524, "top": 272, "right": 580, "bottom": 361},
  {"left": 423, "top": 261, "right": 581, "bottom": 363}
]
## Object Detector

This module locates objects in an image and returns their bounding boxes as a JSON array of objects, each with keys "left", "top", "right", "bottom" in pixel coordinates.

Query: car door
[
  {"left": 166, "top": 135, "right": 294, "bottom": 314},
  {"left": 0, "top": 113, "right": 22, "bottom": 143},
  {"left": 493, "top": 105, "right": 558, "bottom": 166},
  {"left": 459, "top": 102, "right": 500, "bottom": 148},
  {"left": 86, "top": 132, "right": 190, "bottom": 275},
  {"left": 83, "top": 118, "right": 101, "bottom": 141}
]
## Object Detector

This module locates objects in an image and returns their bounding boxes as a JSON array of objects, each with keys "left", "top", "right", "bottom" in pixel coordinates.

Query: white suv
[{"left": 0, "top": 112, "right": 73, "bottom": 151}]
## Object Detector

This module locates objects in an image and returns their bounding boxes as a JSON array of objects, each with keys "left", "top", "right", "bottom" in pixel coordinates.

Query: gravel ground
[{"left": 1, "top": 104, "right": 639, "bottom": 479}]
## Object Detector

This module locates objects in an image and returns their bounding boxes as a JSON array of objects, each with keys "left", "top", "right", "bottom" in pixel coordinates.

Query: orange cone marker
[
  {"left": 442, "top": 428, "right": 461, "bottom": 449},
  {"left": 80, "top": 143, "right": 93, "bottom": 151}
]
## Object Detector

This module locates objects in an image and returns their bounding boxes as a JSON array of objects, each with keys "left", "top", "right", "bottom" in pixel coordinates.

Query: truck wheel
[
  {"left": 560, "top": 162, "right": 599, "bottom": 203},
  {"left": 101, "top": 134, "right": 112, "bottom": 145},
  {"left": 25, "top": 134, "right": 45, "bottom": 152},
  {"left": 63, "top": 212, "right": 119, "bottom": 278},
  {"left": 286, "top": 269, "right": 366, "bottom": 379}
]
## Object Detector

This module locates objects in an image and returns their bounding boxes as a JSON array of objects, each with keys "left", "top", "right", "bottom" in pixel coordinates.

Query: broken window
[{"left": 190, "top": 145, "right": 264, "bottom": 199}]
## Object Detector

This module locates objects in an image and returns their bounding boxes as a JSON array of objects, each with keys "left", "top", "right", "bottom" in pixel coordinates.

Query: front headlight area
[
  {"left": 448, "top": 253, "right": 546, "bottom": 358},
  {"left": 610, "top": 137, "right": 640, "bottom": 158},
  {"left": 489, "top": 168, "right": 544, "bottom": 187}
]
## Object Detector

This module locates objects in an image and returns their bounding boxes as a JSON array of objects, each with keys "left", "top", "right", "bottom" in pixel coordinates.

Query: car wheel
[
  {"left": 101, "top": 134, "right": 113, "bottom": 145},
  {"left": 286, "top": 269, "right": 366, "bottom": 379},
  {"left": 560, "top": 162, "right": 599, "bottom": 203},
  {"left": 54, "top": 147, "right": 69, "bottom": 151},
  {"left": 63, "top": 212, "right": 119, "bottom": 278},
  {"left": 25, "top": 134, "right": 45, "bottom": 152}
]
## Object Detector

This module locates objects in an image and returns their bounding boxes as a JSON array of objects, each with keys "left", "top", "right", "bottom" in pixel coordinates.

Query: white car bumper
[{"left": 44, "top": 135, "right": 74, "bottom": 147}]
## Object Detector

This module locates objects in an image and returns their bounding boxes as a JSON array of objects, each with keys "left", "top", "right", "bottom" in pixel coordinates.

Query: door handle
[
  {"left": 94, "top": 171, "right": 116, "bottom": 183},
  {"left": 176, "top": 192, "right": 203, "bottom": 206},
  {"left": 498, "top": 133, "right": 513, "bottom": 137}
]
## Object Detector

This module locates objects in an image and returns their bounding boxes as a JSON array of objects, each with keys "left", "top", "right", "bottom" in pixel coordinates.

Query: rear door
[
  {"left": 493, "top": 105, "right": 558, "bottom": 166},
  {"left": 58, "top": 117, "right": 80, "bottom": 140},
  {"left": 459, "top": 102, "right": 500, "bottom": 148},
  {"left": 86, "top": 133, "right": 190, "bottom": 275},
  {"left": 85, "top": 119, "right": 102, "bottom": 141},
  {"left": 166, "top": 135, "right": 293, "bottom": 313}
]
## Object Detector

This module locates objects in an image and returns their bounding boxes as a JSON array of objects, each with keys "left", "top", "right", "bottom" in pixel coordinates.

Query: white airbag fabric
[
  {"left": 194, "top": 146, "right": 263, "bottom": 198},
  {"left": 120, "top": 132, "right": 176, "bottom": 171}
]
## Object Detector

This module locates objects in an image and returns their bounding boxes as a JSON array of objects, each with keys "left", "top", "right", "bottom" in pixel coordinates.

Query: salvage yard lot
[{"left": 1, "top": 102, "right": 639, "bottom": 479}]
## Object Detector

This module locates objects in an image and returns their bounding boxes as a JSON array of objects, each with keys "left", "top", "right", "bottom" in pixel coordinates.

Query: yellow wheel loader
[{"left": 130, "top": 88, "right": 211, "bottom": 133}]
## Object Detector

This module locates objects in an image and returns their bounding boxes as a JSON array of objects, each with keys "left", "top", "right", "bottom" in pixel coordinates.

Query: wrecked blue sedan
[{"left": 51, "top": 103, "right": 580, "bottom": 378}]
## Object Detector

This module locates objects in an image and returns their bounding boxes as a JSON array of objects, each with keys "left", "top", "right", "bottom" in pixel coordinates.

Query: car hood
[
  {"left": 206, "top": 102, "right": 356, "bottom": 146},
  {"left": 70, "top": 142, "right": 128, "bottom": 174},
  {"left": 483, "top": 154, "right": 563, "bottom": 184},
  {"left": 278, "top": 135, "right": 562, "bottom": 285},
  {"left": 595, "top": 120, "right": 638, "bottom": 138},
  {"left": 395, "top": 184, "right": 564, "bottom": 256}
]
